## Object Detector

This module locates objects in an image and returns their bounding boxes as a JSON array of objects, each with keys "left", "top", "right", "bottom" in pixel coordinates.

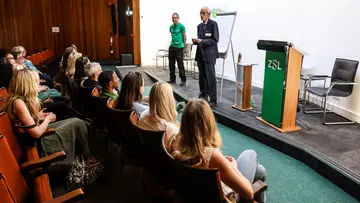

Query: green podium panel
[{"left": 261, "top": 51, "right": 287, "bottom": 127}]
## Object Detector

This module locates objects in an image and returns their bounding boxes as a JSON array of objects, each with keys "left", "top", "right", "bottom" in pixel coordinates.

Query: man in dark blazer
[{"left": 192, "top": 7, "right": 219, "bottom": 107}]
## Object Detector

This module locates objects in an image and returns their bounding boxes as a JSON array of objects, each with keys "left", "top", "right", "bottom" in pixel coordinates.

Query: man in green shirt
[
  {"left": 167, "top": 12, "right": 187, "bottom": 87},
  {"left": 98, "top": 70, "right": 120, "bottom": 101}
]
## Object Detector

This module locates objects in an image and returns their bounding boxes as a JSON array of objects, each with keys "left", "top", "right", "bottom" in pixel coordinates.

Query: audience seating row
[
  {"left": 64, "top": 78, "right": 267, "bottom": 202},
  {"left": 0, "top": 88, "right": 85, "bottom": 203},
  {"left": 26, "top": 49, "right": 56, "bottom": 66},
  {"left": 27, "top": 49, "right": 62, "bottom": 75}
]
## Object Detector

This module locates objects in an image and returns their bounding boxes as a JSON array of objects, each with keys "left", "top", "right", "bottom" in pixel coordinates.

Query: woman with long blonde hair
[
  {"left": 138, "top": 82, "right": 179, "bottom": 141},
  {"left": 172, "top": 99, "right": 267, "bottom": 203},
  {"left": 4, "top": 69, "right": 96, "bottom": 166},
  {"left": 66, "top": 52, "right": 82, "bottom": 79}
]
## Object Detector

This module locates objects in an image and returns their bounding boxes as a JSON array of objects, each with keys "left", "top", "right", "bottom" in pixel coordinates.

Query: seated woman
[
  {"left": 172, "top": 99, "right": 267, "bottom": 203},
  {"left": 98, "top": 70, "right": 119, "bottom": 100},
  {"left": 74, "top": 56, "right": 90, "bottom": 82},
  {"left": 59, "top": 46, "right": 76, "bottom": 72},
  {"left": 138, "top": 82, "right": 179, "bottom": 141},
  {"left": 115, "top": 72, "right": 148, "bottom": 116},
  {"left": 4, "top": 69, "right": 96, "bottom": 166},
  {"left": 66, "top": 52, "right": 82, "bottom": 79},
  {"left": 10, "top": 46, "right": 53, "bottom": 87},
  {"left": 82, "top": 62, "right": 102, "bottom": 90}
]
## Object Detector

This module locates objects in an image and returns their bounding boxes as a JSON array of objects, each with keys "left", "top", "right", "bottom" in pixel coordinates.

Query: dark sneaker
[
  {"left": 209, "top": 101, "right": 217, "bottom": 108},
  {"left": 166, "top": 79, "right": 176, "bottom": 84},
  {"left": 198, "top": 93, "right": 208, "bottom": 101},
  {"left": 180, "top": 81, "right": 186, "bottom": 87}
]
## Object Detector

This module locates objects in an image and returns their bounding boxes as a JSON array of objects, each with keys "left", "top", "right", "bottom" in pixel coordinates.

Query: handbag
[{"left": 66, "top": 156, "right": 104, "bottom": 191}]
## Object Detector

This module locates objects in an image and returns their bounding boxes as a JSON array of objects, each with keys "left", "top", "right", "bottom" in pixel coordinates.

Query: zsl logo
[{"left": 267, "top": 59, "right": 281, "bottom": 71}]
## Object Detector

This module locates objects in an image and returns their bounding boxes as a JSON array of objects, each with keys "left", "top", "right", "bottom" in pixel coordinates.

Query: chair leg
[
  {"left": 322, "top": 95, "right": 355, "bottom": 125},
  {"left": 303, "top": 91, "right": 327, "bottom": 114}
]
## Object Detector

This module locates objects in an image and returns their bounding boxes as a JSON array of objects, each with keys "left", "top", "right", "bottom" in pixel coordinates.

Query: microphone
[{"left": 176, "top": 101, "right": 186, "bottom": 112}]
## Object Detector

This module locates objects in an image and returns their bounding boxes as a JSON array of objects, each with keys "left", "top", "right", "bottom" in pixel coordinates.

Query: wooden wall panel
[
  {"left": 132, "top": 0, "right": 141, "bottom": 65},
  {"left": 0, "top": 0, "right": 141, "bottom": 61}
]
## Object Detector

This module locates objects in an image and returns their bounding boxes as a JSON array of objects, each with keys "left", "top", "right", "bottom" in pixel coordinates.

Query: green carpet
[
  {"left": 128, "top": 82, "right": 358, "bottom": 202},
  {"left": 217, "top": 123, "right": 358, "bottom": 203}
]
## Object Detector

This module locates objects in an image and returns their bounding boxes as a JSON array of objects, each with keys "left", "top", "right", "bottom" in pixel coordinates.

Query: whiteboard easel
[{"left": 215, "top": 11, "right": 237, "bottom": 103}]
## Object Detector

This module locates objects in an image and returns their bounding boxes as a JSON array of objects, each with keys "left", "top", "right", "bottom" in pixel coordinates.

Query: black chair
[
  {"left": 65, "top": 75, "right": 79, "bottom": 110},
  {"left": 107, "top": 99, "right": 143, "bottom": 172},
  {"left": 91, "top": 87, "right": 109, "bottom": 121},
  {"left": 129, "top": 112, "right": 174, "bottom": 200},
  {"left": 162, "top": 142, "right": 225, "bottom": 202},
  {"left": 90, "top": 87, "right": 111, "bottom": 137},
  {"left": 79, "top": 80, "right": 95, "bottom": 116},
  {"left": 304, "top": 58, "right": 359, "bottom": 124}
]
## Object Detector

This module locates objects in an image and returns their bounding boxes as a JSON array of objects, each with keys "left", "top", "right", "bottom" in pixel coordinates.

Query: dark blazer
[
  {"left": 195, "top": 19, "right": 219, "bottom": 62},
  {"left": 83, "top": 78, "right": 102, "bottom": 90}
]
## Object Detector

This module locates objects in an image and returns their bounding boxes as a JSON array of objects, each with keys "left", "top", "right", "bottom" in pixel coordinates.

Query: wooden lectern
[
  {"left": 256, "top": 40, "right": 303, "bottom": 133},
  {"left": 233, "top": 63, "right": 255, "bottom": 111}
]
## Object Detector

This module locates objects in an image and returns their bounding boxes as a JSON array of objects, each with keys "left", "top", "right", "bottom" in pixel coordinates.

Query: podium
[
  {"left": 232, "top": 63, "right": 255, "bottom": 111},
  {"left": 256, "top": 40, "right": 303, "bottom": 132}
]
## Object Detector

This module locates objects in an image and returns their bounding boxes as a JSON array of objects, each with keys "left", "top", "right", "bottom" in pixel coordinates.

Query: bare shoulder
[
  {"left": 209, "top": 149, "right": 228, "bottom": 168},
  {"left": 13, "top": 99, "right": 27, "bottom": 110}
]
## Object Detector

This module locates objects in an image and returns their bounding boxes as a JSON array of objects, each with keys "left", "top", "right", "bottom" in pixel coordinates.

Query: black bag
[{"left": 66, "top": 156, "right": 104, "bottom": 191}]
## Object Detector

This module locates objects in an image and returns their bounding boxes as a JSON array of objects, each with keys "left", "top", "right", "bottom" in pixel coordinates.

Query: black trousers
[
  {"left": 168, "top": 46, "right": 186, "bottom": 82},
  {"left": 198, "top": 59, "right": 217, "bottom": 102}
]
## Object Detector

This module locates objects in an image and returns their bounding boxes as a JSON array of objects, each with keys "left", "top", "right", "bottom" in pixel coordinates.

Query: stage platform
[{"left": 142, "top": 66, "right": 360, "bottom": 200}]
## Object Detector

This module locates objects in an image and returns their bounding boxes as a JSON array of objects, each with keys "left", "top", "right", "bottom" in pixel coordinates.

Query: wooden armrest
[
  {"left": 309, "top": 74, "right": 330, "bottom": 77},
  {"left": 45, "top": 188, "right": 85, "bottom": 203},
  {"left": 21, "top": 151, "right": 66, "bottom": 172},
  {"left": 331, "top": 81, "right": 357, "bottom": 85},
  {"left": 252, "top": 180, "right": 267, "bottom": 195}
]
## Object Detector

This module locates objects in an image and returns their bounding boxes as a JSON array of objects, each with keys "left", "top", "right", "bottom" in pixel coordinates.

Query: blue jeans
[{"left": 237, "top": 150, "right": 266, "bottom": 203}]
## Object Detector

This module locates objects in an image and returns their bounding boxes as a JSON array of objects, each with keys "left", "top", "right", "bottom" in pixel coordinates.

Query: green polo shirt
[
  {"left": 169, "top": 23, "right": 186, "bottom": 48},
  {"left": 100, "top": 90, "right": 118, "bottom": 101}
]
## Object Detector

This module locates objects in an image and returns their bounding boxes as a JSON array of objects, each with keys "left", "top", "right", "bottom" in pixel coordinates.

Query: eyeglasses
[{"left": 200, "top": 12, "right": 208, "bottom": 15}]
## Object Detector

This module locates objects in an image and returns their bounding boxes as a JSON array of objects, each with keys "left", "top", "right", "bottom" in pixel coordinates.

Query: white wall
[{"left": 140, "top": 0, "right": 360, "bottom": 122}]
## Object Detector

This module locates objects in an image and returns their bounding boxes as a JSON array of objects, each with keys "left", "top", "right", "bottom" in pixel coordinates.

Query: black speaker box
[
  {"left": 118, "top": 0, "right": 127, "bottom": 36},
  {"left": 120, "top": 54, "right": 134, "bottom": 65},
  {"left": 111, "top": 4, "right": 117, "bottom": 34}
]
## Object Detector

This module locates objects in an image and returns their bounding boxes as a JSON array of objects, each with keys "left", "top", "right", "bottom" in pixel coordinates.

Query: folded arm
[
  {"left": 209, "top": 150, "right": 254, "bottom": 200},
  {"left": 13, "top": 99, "right": 52, "bottom": 139}
]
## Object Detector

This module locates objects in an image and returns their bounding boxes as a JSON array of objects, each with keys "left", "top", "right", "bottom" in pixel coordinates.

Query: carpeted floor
[{"left": 218, "top": 123, "right": 358, "bottom": 203}]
